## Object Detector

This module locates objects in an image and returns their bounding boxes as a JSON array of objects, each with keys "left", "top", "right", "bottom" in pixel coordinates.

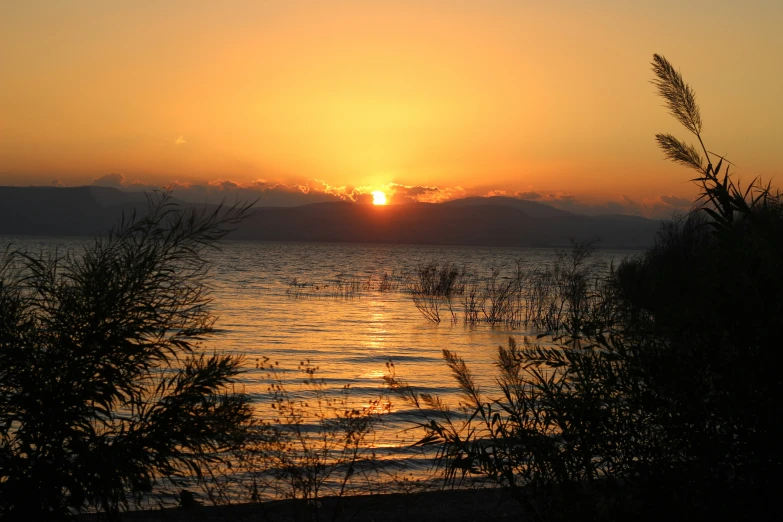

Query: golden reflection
[{"left": 362, "top": 369, "right": 387, "bottom": 380}]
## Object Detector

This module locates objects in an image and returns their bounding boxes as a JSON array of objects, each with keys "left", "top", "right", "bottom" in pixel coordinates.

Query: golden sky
[{"left": 1, "top": 1, "right": 781, "bottom": 216}]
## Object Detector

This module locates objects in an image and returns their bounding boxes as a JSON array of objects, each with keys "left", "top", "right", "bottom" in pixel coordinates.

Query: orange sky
[{"left": 1, "top": 1, "right": 781, "bottom": 216}]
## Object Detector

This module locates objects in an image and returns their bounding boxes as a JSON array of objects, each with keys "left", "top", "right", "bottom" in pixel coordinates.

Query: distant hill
[
  {"left": 442, "top": 196, "right": 575, "bottom": 218},
  {"left": 0, "top": 186, "right": 164, "bottom": 237},
  {"left": 231, "top": 201, "right": 658, "bottom": 248},
  {"left": 0, "top": 186, "right": 661, "bottom": 248},
  {"left": 0, "top": 186, "right": 109, "bottom": 236}
]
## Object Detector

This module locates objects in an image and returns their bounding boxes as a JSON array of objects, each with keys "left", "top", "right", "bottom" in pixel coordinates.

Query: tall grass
[
  {"left": 405, "top": 242, "right": 607, "bottom": 333},
  {"left": 286, "top": 271, "right": 404, "bottom": 299},
  {"left": 385, "top": 55, "right": 783, "bottom": 521},
  {"left": 404, "top": 262, "right": 466, "bottom": 323},
  {"left": 386, "top": 248, "right": 624, "bottom": 520},
  {"left": 211, "top": 359, "right": 392, "bottom": 521},
  {"left": 283, "top": 248, "right": 609, "bottom": 335}
]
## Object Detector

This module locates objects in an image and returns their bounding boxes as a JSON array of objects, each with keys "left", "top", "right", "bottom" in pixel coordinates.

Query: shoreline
[{"left": 78, "top": 488, "right": 524, "bottom": 521}]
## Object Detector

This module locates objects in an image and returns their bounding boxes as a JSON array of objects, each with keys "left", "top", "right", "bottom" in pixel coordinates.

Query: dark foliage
[
  {"left": 613, "top": 56, "right": 783, "bottom": 516},
  {"left": 0, "top": 193, "right": 254, "bottom": 518},
  {"left": 389, "top": 55, "right": 783, "bottom": 521}
]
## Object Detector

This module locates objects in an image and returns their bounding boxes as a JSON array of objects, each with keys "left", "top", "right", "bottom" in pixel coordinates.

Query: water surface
[{"left": 2, "top": 237, "right": 642, "bottom": 497}]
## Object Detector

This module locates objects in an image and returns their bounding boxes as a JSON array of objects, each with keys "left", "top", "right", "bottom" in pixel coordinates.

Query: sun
[{"left": 372, "top": 191, "right": 387, "bottom": 205}]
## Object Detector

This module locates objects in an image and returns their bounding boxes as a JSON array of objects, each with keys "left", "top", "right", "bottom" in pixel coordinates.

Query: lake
[{"left": 1, "top": 237, "right": 642, "bottom": 500}]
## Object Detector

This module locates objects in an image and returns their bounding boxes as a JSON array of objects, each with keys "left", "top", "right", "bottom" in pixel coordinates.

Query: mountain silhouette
[
  {"left": 442, "top": 196, "right": 575, "bottom": 218},
  {"left": 0, "top": 186, "right": 660, "bottom": 248}
]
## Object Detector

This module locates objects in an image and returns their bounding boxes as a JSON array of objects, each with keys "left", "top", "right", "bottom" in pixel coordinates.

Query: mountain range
[{"left": 0, "top": 186, "right": 661, "bottom": 248}]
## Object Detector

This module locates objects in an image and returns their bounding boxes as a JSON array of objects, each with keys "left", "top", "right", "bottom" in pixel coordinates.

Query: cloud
[
  {"left": 388, "top": 183, "right": 466, "bottom": 203},
  {"left": 659, "top": 195, "right": 692, "bottom": 208},
  {"left": 486, "top": 189, "right": 508, "bottom": 197},
  {"left": 514, "top": 191, "right": 542, "bottom": 200},
  {"left": 518, "top": 191, "right": 640, "bottom": 216},
  {"left": 208, "top": 179, "right": 240, "bottom": 191},
  {"left": 138, "top": 178, "right": 347, "bottom": 207},
  {"left": 512, "top": 190, "right": 694, "bottom": 218},
  {"left": 351, "top": 192, "right": 374, "bottom": 205},
  {"left": 77, "top": 173, "right": 694, "bottom": 219},
  {"left": 92, "top": 173, "right": 125, "bottom": 189},
  {"left": 153, "top": 178, "right": 473, "bottom": 207},
  {"left": 637, "top": 195, "right": 694, "bottom": 215},
  {"left": 304, "top": 178, "right": 349, "bottom": 199}
]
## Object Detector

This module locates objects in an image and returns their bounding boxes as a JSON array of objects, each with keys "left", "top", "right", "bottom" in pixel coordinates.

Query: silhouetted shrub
[
  {"left": 611, "top": 55, "right": 783, "bottom": 515},
  {"left": 234, "top": 359, "right": 388, "bottom": 521},
  {"left": 387, "top": 265, "right": 641, "bottom": 521},
  {"left": 0, "top": 193, "right": 254, "bottom": 518},
  {"left": 389, "top": 55, "right": 783, "bottom": 521}
]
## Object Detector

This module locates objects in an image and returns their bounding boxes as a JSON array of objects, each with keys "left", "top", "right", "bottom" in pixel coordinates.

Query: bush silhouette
[
  {"left": 611, "top": 53, "right": 783, "bottom": 516},
  {"left": 389, "top": 55, "right": 783, "bottom": 520},
  {"left": 0, "top": 193, "right": 254, "bottom": 517}
]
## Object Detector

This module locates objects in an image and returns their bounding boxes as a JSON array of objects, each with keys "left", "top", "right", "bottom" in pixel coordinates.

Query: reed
[
  {"left": 377, "top": 270, "right": 401, "bottom": 292},
  {"left": 285, "top": 270, "right": 405, "bottom": 300},
  {"left": 230, "top": 359, "right": 389, "bottom": 521},
  {"left": 407, "top": 243, "right": 605, "bottom": 333},
  {"left": 480, "top": 265, "right": 523, "bottom": 325},
  {"left": 387, "top": 54, "right": 783, "bottom": 521}
]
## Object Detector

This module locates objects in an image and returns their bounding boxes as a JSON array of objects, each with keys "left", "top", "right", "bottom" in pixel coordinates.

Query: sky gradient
[{"left": 1, "top": 1, "right": 781, "bottom": 217}]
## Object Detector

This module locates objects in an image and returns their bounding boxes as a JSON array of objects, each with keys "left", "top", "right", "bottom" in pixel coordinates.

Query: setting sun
[{"left": 372, "top": 191, "right": 387, "bottom": 205}]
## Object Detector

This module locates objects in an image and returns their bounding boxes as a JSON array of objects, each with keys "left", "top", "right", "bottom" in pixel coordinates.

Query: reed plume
[
  {"left": 654, "top": 133, "right": 703, "bottom": 172},
  {"left": 651, "top": 54, "right": 703, "bottom": 138},
  {"left": 651, "top": 54, "right": 710, "bottom": 176}
]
